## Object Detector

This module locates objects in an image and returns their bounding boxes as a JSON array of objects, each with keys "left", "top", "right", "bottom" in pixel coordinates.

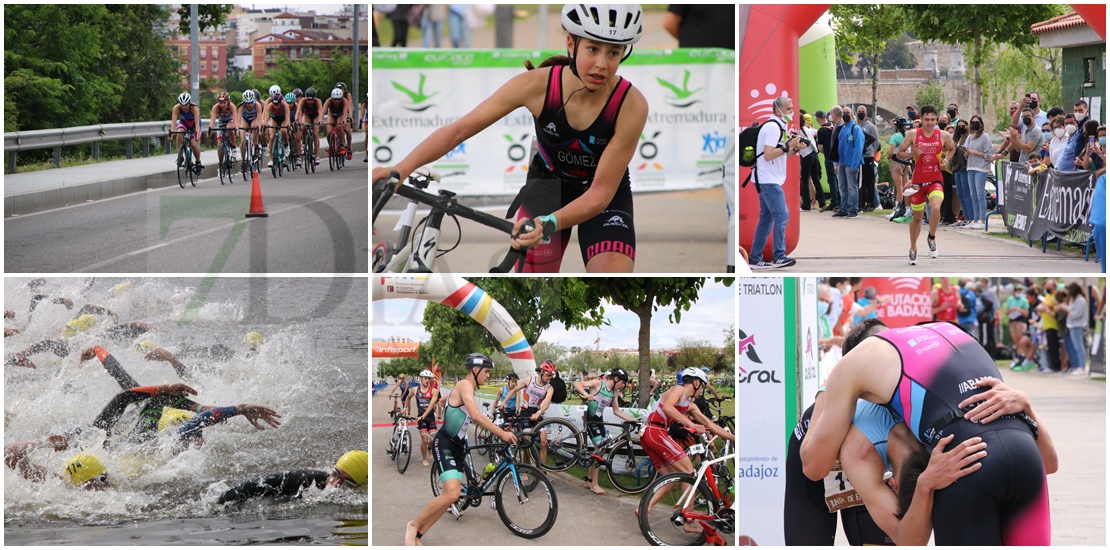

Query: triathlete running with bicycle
[
  {"left": 171, "top": 92, "right": 203, "bottom": 172},
  {"left": 372, "top": 4, "right": 650, "bottom": 273},
  {"left": 505, "top": 359, "right": 557, "bottom": 464},
  {"left": 414, "top": 369, "right": 440, "bottom": 467},
  {"left": 404, "top": 353, "right": 516, "bottom": 546},
  {"left": 209, "top": 91, "right": 238, "bottom": 166},
  {"left": 297, "top": 87, "right": 324, "bottom": 166},
  {"left": 573, "top": 366, "right": 636, "bottom": 494}
]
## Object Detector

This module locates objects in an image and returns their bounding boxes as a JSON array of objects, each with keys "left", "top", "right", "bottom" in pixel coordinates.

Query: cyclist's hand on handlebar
[
  {"left": 372, "top": 166, "right": 404, "bottom": 191},
  {"left": 497, "top": 428, "right": 518, "bottom": 445},
  {"left": 511, "top": 217, "right": 546, "bottom": 249},
  {"left": 688, "top": 424, "right": 706, "bottom": 435}
]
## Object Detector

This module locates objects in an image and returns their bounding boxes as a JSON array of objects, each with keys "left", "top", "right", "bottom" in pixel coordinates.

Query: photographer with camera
[{"left": 748, "top": 95, "right": 804, "bottom": 269}]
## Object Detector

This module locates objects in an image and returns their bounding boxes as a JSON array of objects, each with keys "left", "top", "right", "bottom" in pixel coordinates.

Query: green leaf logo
[
  {"left": 392, "top": 74, "right": 438, "bottom": 112},
  {"left": 657, "top": 70, "right": 702, "bottom": 108}
]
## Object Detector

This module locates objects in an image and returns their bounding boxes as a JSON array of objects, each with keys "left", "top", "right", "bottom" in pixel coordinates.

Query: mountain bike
[
  {"left": 372, "top": 170, "right": 534, "bottom": 273},
  {"left": 387, "top": 410, "right": 415, "bottom": 474},
  {"left": 429, "top": 439, "right": 558, "bottom": 539},
  {"left": 169, "top": 130, "right": 201, "bottom": 188},
  {"left": 638, "top": 452, "right": 735, "bottom": 546},
  {"left": 209, "top": 127, "right": 239, "bottom": 185},
  {"left": 326, "top": 122, "right": 346, "bottom": 171},
  {"left": 265, "top": 125, "right": 287, "bottom": 178}
]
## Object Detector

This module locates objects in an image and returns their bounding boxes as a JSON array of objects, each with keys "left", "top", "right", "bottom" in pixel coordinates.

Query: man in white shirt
[{"left": 749, "top": 96, "right": 804, "bottom": 269}]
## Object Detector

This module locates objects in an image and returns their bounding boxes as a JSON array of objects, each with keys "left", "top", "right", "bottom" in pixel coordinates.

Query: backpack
[
  {"left": 739, "top": 119, "right": 786, "bottom": 190},
  {"left": 960, "top": 290, "right": 973, "bottom": 316},
  {"left": 550, "top": 374, "right": 568, "bottom": 404}
]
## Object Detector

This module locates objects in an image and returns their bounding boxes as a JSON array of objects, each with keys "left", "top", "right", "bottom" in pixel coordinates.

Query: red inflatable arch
[{"left": 739, "top": 5, "right": 831, "bottom": 260}]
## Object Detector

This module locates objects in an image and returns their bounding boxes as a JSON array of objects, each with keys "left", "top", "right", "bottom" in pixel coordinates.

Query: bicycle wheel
[
  {"left": 328, "top": 135, "right": 337, "bottom": 171},
  {"left": 529, "top": 418, "right": 584, "bottom": 472},
  {"left": 189, "top": 159, "right": 198, "bottom": 187},
  {"left": 397, "top": 428, "right": 412, "bottom": 474},
  {"left": 387, "top": 430, "right": 399, "bottom": 461},
  {"left": 177, "top": 145, "right": 188, "bottom": 188},
  {"left": 473, "top": 424, "right": 493, "bottom": 456},
  {"left": 218, "top": 149, "right": 228, "bottom": 185},
  {"left": 429, "top": 460, "right": 444, "bottom": 496},
  {"left": 606, "top": 440, "right": 658, "bottom": 494},
  {"left": 638, "top": 473, "right": 719, "bottom": 546},
  {"left": 494, "top": 464, "right": 558, "bottom": 539},
  {"left": 277, "top": 141, "right": 284, "bottom": 177}
]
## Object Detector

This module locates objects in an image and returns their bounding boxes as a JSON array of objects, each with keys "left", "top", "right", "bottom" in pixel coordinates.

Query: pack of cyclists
[{"left": 169, "top": 82, "right": 358, "bottom": 176}]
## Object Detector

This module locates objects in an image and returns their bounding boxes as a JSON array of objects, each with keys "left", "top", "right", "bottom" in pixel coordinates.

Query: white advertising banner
[
  {"left": 372, "top": 48, "right": 734, "bottom": 196},
  {"left": 798, "top": 277, "right": 820, "bottom": 409},
  {"left": 737, "top": 278, "right": 789, "bottom": 546}
]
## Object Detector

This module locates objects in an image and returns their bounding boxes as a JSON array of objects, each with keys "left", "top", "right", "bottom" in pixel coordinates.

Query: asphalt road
[
  {"left": 372, "top": 187, "right": 731, "bottom": 273},
  {"left": 369, "top": 394, "right": 734, "bottom": 546},
  {"left": 756, "top": 207, "right": 1103, "bottom": 273},
  {"left": 5, "top": 155, "right": 368, "bottom": 273}
]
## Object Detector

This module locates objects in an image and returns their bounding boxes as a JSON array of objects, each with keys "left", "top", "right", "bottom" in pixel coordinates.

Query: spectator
[
  {"left": 664, "top": 5, "right": 735, "bottom": 49},
  {"left": 421, "top": 5, "right": 447, "bottom": 48},
  {"left": 448, "top": 4, "right": 471, "bottom": 48},
  {"left": 963, "top": 114, "right": 993, "bottom": 229},
  {"left": 817, "top": 284, "right": 844, "bottom": 359},
  {"left": 1004, "top": 285, "right": 1031, "bottom": 369},
  {"left": 1059, "top": 100, "right": 1095, "bottom": 171},
  {"left": 856, "top": 106, "right": 879, "bottom": 212},
  {"left": 994, "top": 100, "right": 1023, "bottom": 163},
  {"left": 1090, "top": 169, "right": 1106, "bottom": 273},
  {"left": 1062, "top": 282, "right": 1089, "bottom": 375},
  {"left": 1037, "top": 280, "right": 1064, "bottom": 372},
  {"left": 748, "top": 96, "right": 803, "bottom": 269},
  {"left": 1026, "top": 152, "right": 1049, "bottom": 176},
  {"left": 951, "top": 119, "right": 972, "bottom": 226},
  {"left": 1040, "top": 122, "right": 1052, "bottom": 159},
  {"left": 832, "top": 107, "right": 864, "bottom": 219},
  {"left": 817, "top": 107, "right": 842, "bottom": 213},
  {"left": 997, "top": 108, "right": 1043, "bottom": 165},
  {"left": 937, "top": 112, "right": 959, "bottom": 225},
  {"left": 1048, "top": 115, "right": 1069, "bottom": 168},
  {"left": 958, "top": 280, "right": 979, "bottom": 339},
  {"left": 1013, "top": 92, "right": 1049, "bottom": 133},
  {"left": 906, "top": 104, "right": 918, "bottom": 122},
  {"left": 976, "top": 278, "right": 1000, "bottom": 357},
  {"left": 798, "top": 112, "right": 825, "bottom": 210},
  {"left": 387, "top": 4, "right": 414, "bottom": 47},
  {"left": 887, "top": 116, "right": 912, "bottom": 222},
  {"left": 946, "top": 103, "right": 961, "bottom": 127},
  {"left": 1075, "top": 121, "right": 1104, "bottom": 171},
  {"left": 851, "top": 286, "right": 884, "bottom": 326}
]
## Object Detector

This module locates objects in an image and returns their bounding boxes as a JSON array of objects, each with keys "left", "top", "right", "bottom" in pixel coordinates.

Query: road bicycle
[
  {"left": 699, "top": 397, "right": 735, "bottom": 463},
  {"left": 638, "top": 451, "right": 735, "bottom": 546},
  {"left": 209, "top": 127, "right": 239, "bottom": 185},
  {"left": 573, "top": 419, "right": 657, "bottom": 494},
  {"left": 372, "top": 170, "right": 533, "bottom": 273},
  {"left": 386, "top": 407, "right": 415, "bottom": 474},
  {"left": 326, "top": 122, "right": 346, "bottom": 171},
  {"left": 300, "top": 121, "right": 318, "bottom": 174},
  {"left": 169, "top": 130, "right": 201, "bottom": 188},
  {"left": 429, "top": 439, "right": 558, "bottom": 539},
  {"left": 265, "top": 124, "right": 288, "bottom": 178},
  {"left": 238, "top": 127, "right": 263, "bottom": 176}
]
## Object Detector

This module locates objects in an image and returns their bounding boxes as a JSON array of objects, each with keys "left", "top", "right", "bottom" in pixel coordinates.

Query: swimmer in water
[{"left": 217, "top": 450, "right": 367, "bottom": 505}]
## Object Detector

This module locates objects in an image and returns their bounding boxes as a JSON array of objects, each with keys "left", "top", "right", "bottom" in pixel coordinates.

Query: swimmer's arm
[
  {"left": 840, "top": 429, "right": 928, "bottom": 545},
  {"left": 390, "top": 69, "right": 545, "bottom": 184},
  {"left": 801, "top": 376, "right": 859, "bottom": 480}
]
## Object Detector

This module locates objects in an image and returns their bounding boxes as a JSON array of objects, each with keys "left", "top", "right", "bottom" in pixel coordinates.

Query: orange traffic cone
[{"left": 245, "top": 171, "right": 268, "bottom": 218}]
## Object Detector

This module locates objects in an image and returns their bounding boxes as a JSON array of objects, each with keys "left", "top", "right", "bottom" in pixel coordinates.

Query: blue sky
[{"left": 372, "top": 280, "right": 736, "bottom": 350}]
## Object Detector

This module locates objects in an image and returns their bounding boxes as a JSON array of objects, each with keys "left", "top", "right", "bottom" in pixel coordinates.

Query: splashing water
[{"left": 5, "top": 278, "right": 367, "bottom": 544}]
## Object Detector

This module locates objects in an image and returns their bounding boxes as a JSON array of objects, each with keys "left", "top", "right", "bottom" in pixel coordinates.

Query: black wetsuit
[
  {"left": 217, "top": 469, "right": 329, "bottom": 504},
  {"left": 92, "top": 388, "right": 201, "bottom": 442}
]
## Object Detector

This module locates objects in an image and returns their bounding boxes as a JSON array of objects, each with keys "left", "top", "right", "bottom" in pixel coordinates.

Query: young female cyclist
[
  {"left": 372, "top": 4, "right": 649, "bottom": 273},
  {"left": 413, "top": 369, "right": 440, "bottom": 467}
]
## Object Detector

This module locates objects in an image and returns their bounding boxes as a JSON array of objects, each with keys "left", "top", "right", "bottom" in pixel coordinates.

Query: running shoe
[
  {"left": 893, "top": 215, "right": 913, "bottom": 223},
  {"left": 831, "top": 211, "right": 848, "bottom": 218},
  {"left": 772, "top": 257, "right": 797, "bottom": 268},
  {"left": 846, "top": 213, "right": 859, "bottom": 219},
  {"left": 928, "top": 238, "right": 938, "bottom": 258},
  {"left": 749, "top": 261, "right": 773, "bottom": 270},
  {"left": 909, "top": 250, "right": 917, "bottom": 265}
]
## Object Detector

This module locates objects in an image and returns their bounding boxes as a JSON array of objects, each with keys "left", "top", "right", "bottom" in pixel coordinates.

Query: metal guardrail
[{"left": 5, "top": 120, "right": 208, "bottom": 173}]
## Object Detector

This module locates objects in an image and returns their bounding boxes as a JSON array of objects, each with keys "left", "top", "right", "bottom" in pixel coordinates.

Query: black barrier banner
[
  {"left": 1000, "top": 162, "right": 1037, "bottom": 238},
  {"left": 1027, "top": 169, "right": 1095, "bottom": 244}
]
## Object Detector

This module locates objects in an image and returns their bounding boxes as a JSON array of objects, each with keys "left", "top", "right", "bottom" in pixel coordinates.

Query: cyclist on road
[
  {"left": 573, "top": 366, "right": 636, "bottom": 494},
  {"left": 372, "top": 4, "right": 649, "bottom": 273},
  {"left": 236, "top": 90, "right": 261, "bottom": 169},
  {"left": 262, "top": 86, "right": 291, "bottom": 168},
  {"left": 389, "top": 373, "right": 413, "bottom": 416},
  {"left": 414, "top": 369, "right": 440, "bottom": 467},
  {"left": 171, "top": 92, "right": 203, "bottom": 172},
  {"left": 640, "top": 367, "right": 735, "bottom": 518},
  {"left": 336, "top": 82, "right": 354, "bottom": 160},
  {"left": 323, "top": 88, "right": 351, "bottom": 160},
  {"left": 404, "top": 353, "right": 516, "bottom": 546},
  {"left": 285, "top": 92, "right": 300, "bottom": 161},
  {"left": 297, "top": 88, "right": 324, "bottom": 166},
  {"left": 209, "top": 91, "right": 238, "bottom": 167},
  {"left": 505, "top": 359, "right": 557, "bottom": 464},
  {"left": 362, "top": 91, "right": 369, "bottom": 162}
]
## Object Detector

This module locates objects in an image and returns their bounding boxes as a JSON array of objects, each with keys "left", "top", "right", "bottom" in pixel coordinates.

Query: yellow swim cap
[
  {"left": 335, "top": 450, "right": 368, "bottom": 487},
  {"left": 112, "top": 282, "right": 133, "bottom": 296},
  {"left": 63, "top": 314, "right": 98, "bottom": 338},
  {"left": 134, "top": 340, "right": 157, "bottom": 352},
  {"left": 243, "top": 332, "right": 264, "bottom": 349},
  {"left": 157, "top": 407, "right": 197, "bottom": 432},
  {"left": 64, "top": 454, "right": 106, "bottom": 485}
]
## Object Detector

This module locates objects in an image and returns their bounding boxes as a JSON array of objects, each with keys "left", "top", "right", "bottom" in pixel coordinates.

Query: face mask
[
  {"left": 1101, "top": 137, "right": 1107, "bottom": 148},
  {"left": 970, "top": 121, "right": 982, "bottom": 131},
  {"left": 1066, "top": 124, "right": 1078, "bottom": 135},
  {"left": 1022, "top": 117, "right": 1032, "bottom": 126},
  {"left": 938, "top": 122, "right": 948, "bottom": 130},
  {"left": 1055, "top": 128, "right": 1066, "bottom": 138},
  {"left": 1010, "top": 108, "right": 1018, "bottom": 116},
  {"left": 947, "top": 109, "right": 957, "bottom": 118},
  {"left": 1042, "top": 132, "right": 1052, "bottom": 142},
  {"left": 1030, "top": 100, "right": 1039, "bottom": 110},
  {"left": 857, "top": 112, "right": 866, "bottom": 120},
  {"left": 782, "top": 112, "right": 793, "bottom": 123},
  {"left": 1075, "top": 112, "right": 1086, "bottom": 122},
  {"left": 908, "top": 111, "right": 917, "bottom": 120}
]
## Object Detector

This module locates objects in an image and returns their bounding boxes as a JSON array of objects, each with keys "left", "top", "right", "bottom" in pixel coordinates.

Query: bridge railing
[{"left": 4, "top": 120, "right": 209, "bottom": 174}]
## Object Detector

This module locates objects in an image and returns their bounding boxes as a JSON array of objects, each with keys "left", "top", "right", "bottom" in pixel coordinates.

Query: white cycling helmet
[
  {"left": 177, "top": 92, "right": 191, "bottom": 105},
  {"left": 242, "top": 90, "right": 255, "bottom": 104},
  {"left": 561, "top": 4, "right": 643, "bottom": 45},
  {"left": 419, "top": 369, "right": 434, "bottom": 378},
  {"left": 331, "top": 88, "right": 344, "bottom": 100},
  {"left": 268, "top": 85, "right": 281, "bottom": 97},
  {"left": 680, "top": 367, "right": 708, "bottom": 385}
]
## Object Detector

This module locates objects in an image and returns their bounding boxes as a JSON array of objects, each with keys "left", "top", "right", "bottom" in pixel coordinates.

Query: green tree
[
  {"left": 581, "top": 278, "right": 734, "bottom": 405},
  {"left": 103, "top": 5, "right": 180, "bottom": 124},
  {"left": 721, "top": 325, "right": 736, "bottom": 371},
  {"left": 877, "top": 34, "right": 917, "bottom": 70},
  {"left": 831, "top": 4, "right": 908, "bottom": 116},
  {"left": 176, "top": 4, "right": 234, "bottom": 35},
  {"left": 915, "top": 79, "right": 947, "bottom": 113},
  {"left": 984, "top": 44, "right": 1062, "bottom": 130},
  {"left": 904, "top": 4, "right": 1064, "bottom": 115}
]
